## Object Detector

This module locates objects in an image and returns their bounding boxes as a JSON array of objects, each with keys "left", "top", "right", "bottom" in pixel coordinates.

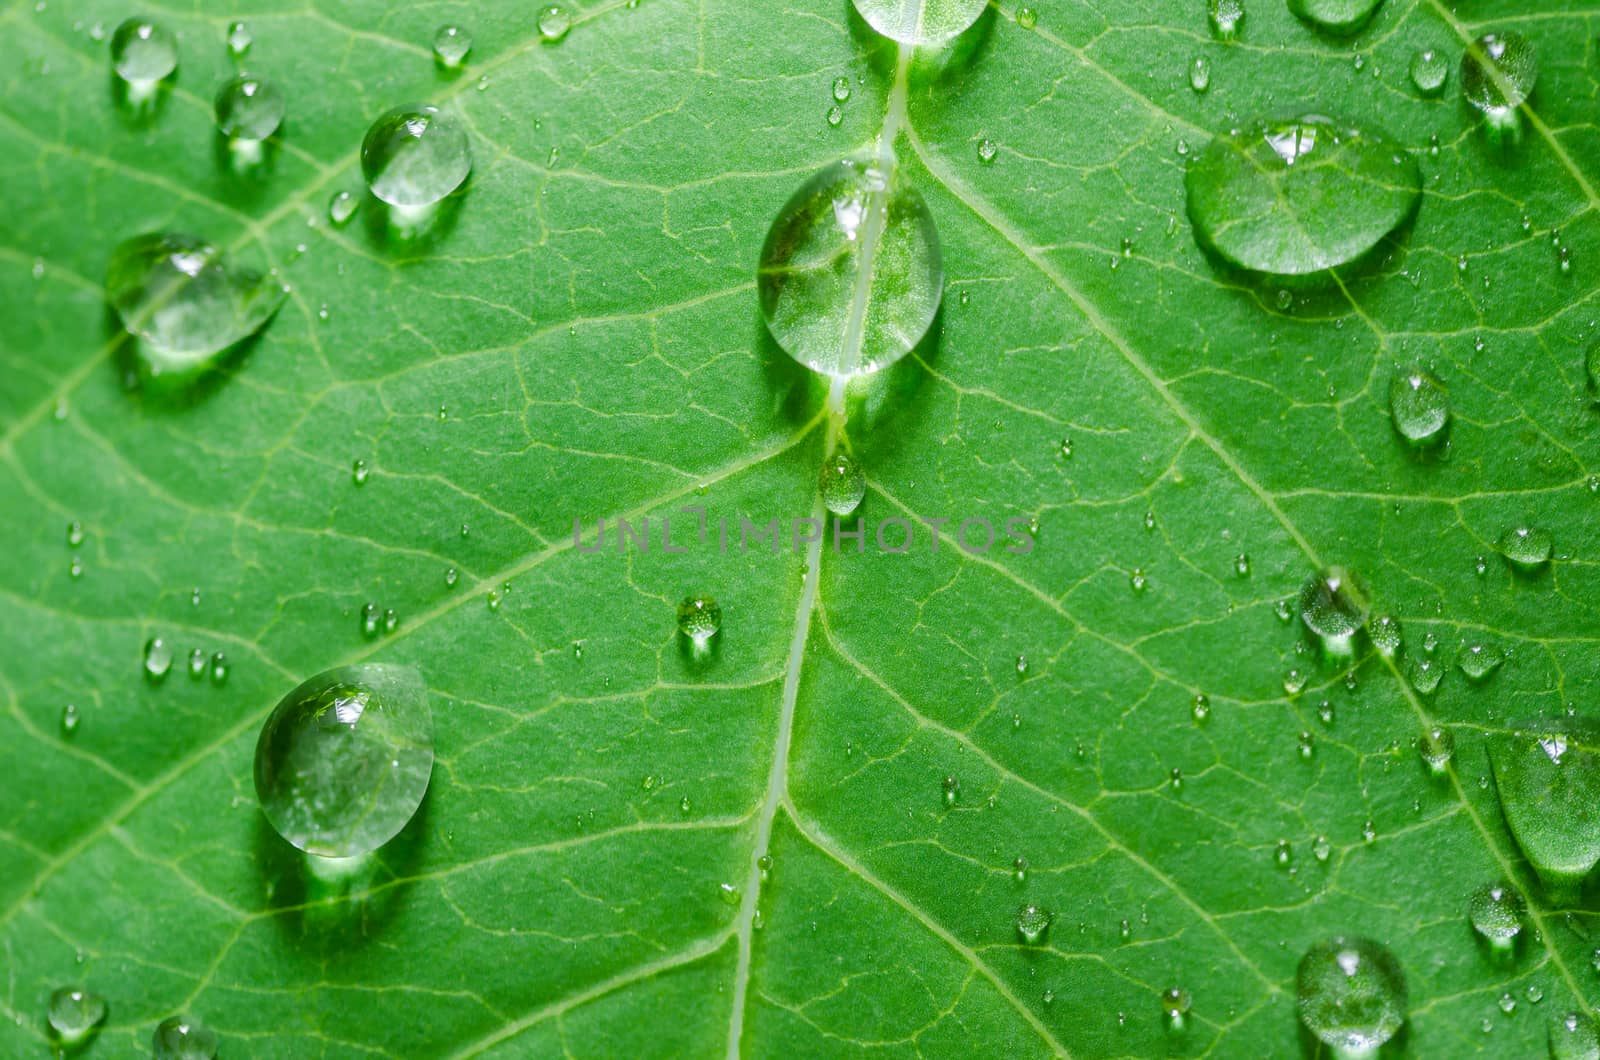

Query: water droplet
[
  {"left": 152, "top": 1016, "right": 217, "bottom": 1060},
  {"left": 1317, "top": 700, "right": 1335, "bottom": 726},
  {"left": 65, "top": 520, "right": 84, "bottom": 547},
  {"left": 1489, "top": 723, "right": 1600, "bottom": 902},
  {"left": 1389, "top": 366, "right": 1450, "bottom": 445},
  {"left": 1499, "top": 526, "right": 1552, "bottom": 571},
  {"left": 1186, "top": 116, "right": 1421, "bottom": 278},
  {"left": 214, "top": 75, "right": 285, "bottom": 143},
  {"left": 1130, "top": 568, "right": 1148, "bottom": 592},
  {"left": 1369, "top": 614, "right": 1402, "bottom": 658},
  {"left": 976, "top": 137, "right": 998, "bottom": 164},
  {"left": 224, "top": 20, "right": 252, "bottom": 58},
  {"left": 718, "top": 881, "right": 741, "bottom": 906},
  {"left": 831, "top": 75, "right": 851, "bottom": 102},
  {"left": 487, "top": 588, "right": 501, "bottom": 611},
  {"left": 1275, "top": 839, "right": 1294, "bottom": 866},
  {"left": 1298, "top": 732, "right": 1315, "bottom": 759},
  {"left": 1233, "top": 552, "right": 1250, "bottom": 577},
  {"left": 210, "top": 651, "right": 228, "bottom": 685},
  {"left": 46, "top": 986, "right": 106, "bottom": 1043},
  {"left": 819, "top": 452, "right": 866, "bottom": 515},
  {"left": 1014, "top": 654, "right": 1028, "bottom": 675},
  {"left": 1297, "top": 937, "right": 1407, "bottom": 1053},
  {"left": 143, "top": 637, "right": 172, "bottom": 681},
  {"left": 679, "top": 794, "right": 692, "bottom": 813},
  {"left": 825, "top": 104, "right": 843, "bottom": 128},
  {"left": 327, "top": 190, "right": 358, "bottom": 226},
  {"left": 537, "top": 5, "right": 571, "bottom": 41},
  {"left": 676, "top": 595, "right": 721, "bottom": 643},
  {"left": 433, "top": 25, "right": 472, "bottom": 68},
  {"left": 1459, "top": 643, "right": 1504, "bottom": 683},
  {"left": 1499, "top": 992, "right": 1517, "bottom": 1014},
  {"left": 1192, "top": 693, "right": 1211, "bottom": 722},
  {"left": 1208, "top": 0, "right": 1243, "bottom": 40},
  {"left": 1160, "top": 987, "right": 1192, "bottom": 1029},
  {"left": 1462, "top": 33, "right": 1537, "bottom": 119},
  {"left": 1313, "top": 835, "right": 1332, "bottom": 861},
  {"left": 1362, "top": 819, "right": 1377, "bottom": 842},
  {"left": 188, "top": 647, "right": 206, "bottom": 679},
  {"left": 1288, "top": 0, "right": 1382, "bottom": 35},
  {"left": 107, "top": 234, "right": 285, "bottom": 372},
  {"left": 758, "top": 153, "right": 942, "bottom": 377},
  {"left": 1467, "top": 881, "right": 1525, "bottom": 944},
  {"left": 1299, "top": 566, "right": 1371, "bottom": 652},
  {"left": 941, "top": 774, "right": 960, "bottom": 808},
  {"left": 361, "top": 104, "right": 472, "bottom": 208},
  {"left": 1016, "top": 6, "right": 1038, "bottom": 30},
  {"left": 1283, "top": 668, "right": 1306, "bottom": 695},
  {"left": 1550, "top": 1010, "right": 1600, "bottom": 1060},
  {"left": 59, "top": 704, "right": 80, "bottom": 736},
  {"left": 360, "top": 602, "right": 380, "bottom": 639},
  {"left": 110, "top": 18, "right": 176, "bottom": 87},
  {"left": 1409, "top": 657, "right": 1442, "bottom": 695},
  {"left": 1010, "top": 856, "right": 1028, "bottom": 882},
  {"left": 254, "top": 664, "right": 433, "bottom": 858},
  {"left": 352, "top": 458, "right": 370, "bottom": 485},
  {"left": 1418, "top": 726, "right": 1455, "bottom": 772},
  {"left": 1188, "top": 56, "right": 1210, "bottom": 93},
  {"left": 382, "top": 608, "right": 399, "bottom": 636},
  {"left": 444, "top": 567, "right": 458, "bottom": 588},
  {"left": 1410, "top": 48, "right": 1449, "bottom": 96},
  {"left": 1015, "top": 903, "right": 1051, "bottom": 943}
]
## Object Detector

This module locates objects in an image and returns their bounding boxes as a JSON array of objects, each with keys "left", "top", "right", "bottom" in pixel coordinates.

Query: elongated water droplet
[
  {"left": 225, "top": 20, "right": 251, "bottom": 57},
  {"left": 1288, "top": 0, "right": 1382, "bottom": 36},
  {"left": 60, "top": 704, "right": 80, "bottom": 736},
  {"left": 1208, "top": 0, "right": 1244, "bottom": 39},
  {"left": 1489, "top": 722, "right": 1600, "bottom": 902},
  {"left": 819, "top": 452, "right": 866, "bottom": 515},
  {"left": 214, "top": 75, "right": 284, "bottom": 143},
  {"left": 1389, "top": 366, "right": 1449, "bottom": 445},
  {"left": 110, "top": 18, "right": 176, "bottom": 87},
  {"left": 758, "top": 153, "right": 942, "bottom": 377},
  {"left": 941, "top": 774, "right": 960, "bottom": 808},
  {"left": 1419, "top": 726, "right": 1454, "bottom": 772},
  {"left": 1462, "top": 33, "right": 1537, "bottom": 118},
  {"left": 677, "top": 595, "right": 721, "bottom": 642},
  {"left": 1468, "top": 881, "right": 1525, "bottom": 944},
  {"left": 1015, "top": 903, "right": 1051, "bottom": 943},
  {"left": 433, "top": 25, "right": 472, "bottom": 67},
  {"left": 1499, "top": 526, "right": 1552, "bottom": 570},
  {"left": 1369, "top": 614, "right": 1401, "bottom": 657},
  {"left": 107, "top": 234, "right": 285, "bottom": 372},
  {"left": 1186, "top": 116, "right": 1420, "bottom": 278},
  {"left": 1550, "top": 1010, "right": 1600, "bottom": 1060},
  {"left": 143, "top": 637, "right": 172, "bottom": 681},
  {"left": 1459, "top": 643, "right": 1504, "bottom": 682},
  {"left": 1012, "top": 856, "right": 1027, "bottom": 882},
  {"left": 327, "top": 190, "right": 358, "bottom": 226},
  {"left": 210, "top": 651, "right": 228, "bottom": 684},
  {"left": 537, "top": 6, "right": 571, "bottom": 41},
  {"left": 1297, "top": 937, "right": 1407, "bottom": 1054},
  {"left": 66, "top": 520, "right": 84, "bottom": 547},
  {"left": 825, "top": 105, "right": 843, "bottom": 128},
  {"left": 1409, "top": 48, "right": 1448, "bottom": 96},
  {"left": 188, "top": 647, "right": 206, "bottom": 679},
  {"left": 1160, "top": 986, "right": 1192, "bottom": 1029},
  {"left": 853, "top": 0, "right": 990, "bottom": 42},
  {"left": 831, "top": 76, "right": 851, "bottom": 102},
  {"left": 352, "top": 458, "right": 370, "bottom": 485},
  {"left": 47, "top": 986, "right": 106, "bottom": 1043},
  {"left": 1188, "top": 56, "right": 1210, "bottom": 93},
  {"left": 152, "top": 1016, "right": 217, "bottom": 1060},
  {"left": 361, "top": 104, "right": 472, "bottom": 208},
  {"left": 1313, "top": 835, "right": 1332, "bottom": 861},
  {"left": 1299, "top": 566, "right": 1370, "bottom": 652},
  {"left": 1192, "top": 693, "right": 1211, "bottom": 721}
]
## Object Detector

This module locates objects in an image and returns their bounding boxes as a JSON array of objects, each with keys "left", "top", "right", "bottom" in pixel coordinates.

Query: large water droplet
[
  {"left": 1550, "top": 1010, "right": 1600, "bottom": 1060},
  {"left": 1499, "top": 526, "right": 1552, "bottom": 571},
  {"left": 433, "top": 25, "right": 472, "bottom": 68},
  {"left": 214, "top": 75, "right": 285, "bottom": 143},
  {"left": 1297, "top": 936, "right": 1407, "bottom": 1054},
  {"left": 1208, "top": 0, "right": 1244, "bottom": 40},
  {"left": 1488, "top": 722, "right": 1600, "bottom": 901},
  {"left": 537, "top": 6, "right": 572, "bottom": 42},
  {"left": 677, "top": 595, "right": 722, "bottom": 642},
  {"left": 1461, "top": 33, "right": 1537, "bottom": 118},
  {"left": 106, "top": 234, "right": 285, "bottom": 372},
  {"left": 46, "top": 987, "right": 106, "bottom": 1043},
  {"left": 1467, "top": 881, "right": 1525, "bottom": 944},
  {"left": 110, "top": 18, "right": 176, "bottom": 86},
  {"left": 1015, "top": 903, "right": 1051, "bottom": 943},
  {"left": 850, "top": 0, "right": 988, "bottom": 45},
  {"left": 1389, "top": 366, "right": 1449, "bottom": 445},
  {"left": 758, "top": 153, "right": 942, "bottom": 377},
  {"left": 1409, "top": 48, "right": 1448, "bottom": 96},
  {"left": 361, "top": 104, "right": 472, "bottom": 208},
  {"left": 1459, "top": 643, "right": 1504, "bottom": 682},
  {"left": 820, "top": 452, "right": 866, "bottom": 515},
  {"left": 152, "top": 1016, "right": 217, "bottom": 1059},
  {"left": 143, "top": 636, "right": 172, "bottom": 681},
  {"left": 1287, "top": 0, "right": 1383, "bottom": 36},
  {"left": 1299, "top": 566, "right": 1370, "bottom": 651},
  {"left": 253, "top": 664, "right": 434, "bottom": 858},
  {"left": 1418, "top": 726, "right": 1454, "bottom": 772},
  {"left": 1186, "top": 116, "right": 1421, "bottom": 278},
  {"left": 225, "top": 20, "right": 252, "bottom": 58}
]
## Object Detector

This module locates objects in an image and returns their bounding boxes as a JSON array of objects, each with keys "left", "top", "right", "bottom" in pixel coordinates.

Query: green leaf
[{"left": 1, "top": 0, "right": 1597, "bottom": 1056}]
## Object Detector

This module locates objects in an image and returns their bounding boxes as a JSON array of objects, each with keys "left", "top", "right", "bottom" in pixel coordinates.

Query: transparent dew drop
[
  {"left": 1459, "top": 643, "right": 1504, "bottom": 683},
  {"left": 825, "top": 105, "right": 843, "bottom": 128},
  {"left": 1130, "top": 568, "right": 1148, "bottom": 592},
  {"left": 1015, "top": 903, "right": 1051, "bottom": 943},
  {"left": 46, "top": 986, "right": 106, "bottom": 1043},
  {"left": 1299, "top": 566, "right": 1371, "bottom": 651},
  {"left": 1369, "top": 614, "right": 1402, "bottom": 658},
  {"left": 537, "top": 5, "right": 571, "bottom": 41},
  {"left": 106, "top": 234, "right": 286, "bottom": 373},
  {"left": 976, "top": 138, "right": 998, "bottom": 164},
  {"left": 832, "top": 76, "right": 851, "bottom": 102},
  {"left": 941, "top": 774, "right": 960, "bottom": 808},
  {"left": 677, "top": 595, "right": 722, "bottom": 642},
  {"left": 1012, "top": 856, "right": 1027, "bottom": 882},
  {"left": 819, "top": 451, "right": 866, "bottom": 515},
  {"left": 1297, "top": 936, "right": 1407, "bottom": 1054},
  {"left": 1461, "top": 32, "right": 1538, "bottom": 118},
  {"left": 188, "top": 647, "right": 206, "bottom": 679},
  {"left": 1287, "top": 0, "right": 1382, "bottom": 36},
  {"left": 1418, "top": 726, "right": 1454, "bottom": 772},
  {"left": 60, "top": 704, "right": 80, "bottom": 736},
  {"left": 444, "top": 567, "right": 459, "bottom": 588},
  {"left": 1016, "top": 6, "right": 1038, "bottom": 29},
  {"left": 718, "top": 882, "right": 740, "bottom": 906},
  {"left": 143, "top": 637, "right": 172, "bottom": 681},
  {"left": 1192, "top": 693, "right": 1211, "bottom": 722},
  {"left": 1283, "top": 668, "right": 1306, "bottom": 695},
  {"left": 1499, "top": 992, "right": 1517, "bottom": 1014},
  {"left": 1208, "top": 0, "right": 1243, "bottom": 39},
  {"left": 1550, "top": 1010, "right": 1600, "bottom": 1060},
  {"left": 352, "top": 458, "right": 370, "bottom": 485},
  {"left": 110, "top": 18, "right": 176, "bottom": 86},
  {"left": 225, "top": 20, "right": 252, "bottom": 58},
  {"left": 1188, "top": 56, "right": 1210, "bottom": 93},
  {"left": 1389, "top": 366, "right": 1449, "bottom": 445},
  {"left": 757, "top": 152, "right": 942, "bottom": 378},
  {"left": 210, "top": 651, "right": 228, "bottom": 684},
  {"left": 1499, "top": 526, "right": 1552, "bottom": 571},
  {"left": 433, "top": 25, "right": 472, "bottom": 68},
  {"left": 1160, "top": 986, "right": 1192, "bottom": 1029},
  {"left": 1409, "top": 657, "right": 1442, "bottom": 695},
  {"left": 1313, "top": 835, "right": 1332, "bottom": 862},
  {"left": 66, "top": 520, "right": 84, "bottom": 547},
  {"left": 214, "top": 75, "right": 285, "bottom": 143},
  {"left": 253, "top": 664, "right": 434, "bottom": 859},
  {"left": 360, "top": 104, "right": 472, "bottom": 208},
  {"left": 152, "top": 1016, "right": 217, "bottom": 1060},
  {"left": 1409, "top": 48, "right": 1449, "bottom": 96},
  {"left": 327, "top": 190, "right": 358, "bottom": 226},
  {"left": 1467, "top": 881, "right": 1525, "bottom": 944}
]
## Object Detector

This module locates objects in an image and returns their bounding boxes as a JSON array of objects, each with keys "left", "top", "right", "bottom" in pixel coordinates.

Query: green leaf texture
[{"left": 2, "top": 0, "right": 1598, "bottom": 1055}]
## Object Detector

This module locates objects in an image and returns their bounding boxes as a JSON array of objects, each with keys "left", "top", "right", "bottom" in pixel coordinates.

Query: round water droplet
[
  {"left": 851, "top": 0, "right": 985, "bottom": 43},
  {"left": 187, "top": 647, "right": 206, "bottom": 679},
  {"left": 1299, "top": 566, "right": 1370, "bottom": 650},
  {"left": 1369, "top": 614, "right": 1401, "bottom": 658},
  {"left": 1499, "top": 526, "right": 1552, "bottom": 570},
  {"left": 976, "top": 138, "right": 998, "bottom": 164},
  {"left": 152, "top": 1016, "right": 217, "bottom": 1060},
  {"left": 1389, "top": 366, "right": 1449, "bottom": 445},
  {"left": 360, "top": 104, "right": 472, "bottom": 208},
  {"left": 1461, "top": 33, "right": 1537, "bottom": 118},
  {"left": 110, "top": 18, "right": 176, "bottom": 85},
  {"left": 537, "top": 6, "right": 571, "bottom": 42},
  {"left": 143, "top": 636, "right": 172, "bottom": 681},
  {"left": 1409, "top": 657, "right": 1442, "bottom": 695},
  {"left": 677, "top": 595, "right": 721, "bottom": 642},
  {"left": 1160, "top": 986, "right": 1192, "bottom": 1026},
  {"left": 1459, "top": 643, "right": 1504, "bottom": 682},
  {"left": 1418, "top": 726, "right": 1454, "bottom": 771},
  {"left": 210, "top": 651, "right": 228, "bottom": 684},
  {"left": 1015, "top": 903, "right": 1051, "bottom": 943},
  {"left": 1130, "top": 568, "right": 1148, "bottom": 592},
  {"left": 1283, "top": 667, "right": 1306, "bottom": 695},
  {"left": 433, "top": 25, "right": 472, "bottom": 67},
  {"left": 46, "top": 986, "right": 106, "bottom": 1043},
  {"left": 253, "top": 664, "right": 434, "bottom": 858},
  {"left": 1208, "top": 0, "right": 1243, "bottom": 39},
  {"left": 214, "top": 75, "right": 285, "bottom": 143},
  {"left": 758, "top": 153, "right": 942, "bottom": 377},
  {"left": 825, "top": 105, "right": 843, "bottom": 128},
  {"left": 1186, "top": 116, "right": 1421, "bottom": 278},
  {"left": 1313, "top": 834, "right": 1332, "bottom": 861},
  {"left": 1188, "top": 56, "right": 1210, "bottom": 93},
  {"left": 444, "top": 567, "right": 459, "bottom": 588},
  {"left": 1550, "top": 1010, "right": 1600, "bottom": 1060},
  {"left": 1467, "top": 881, "right": 1525, "bottom": 943},
  {"left": 831, "top": 76, "right": 851, "bottom": 102},
  {"left": 225, "top": 20, "right": 252, "bottom": 58},
  {"left": 327, "top": 190, "right": 358, "bottom": 226},
  {"left": 1016, "top": 6, "right": 1038, "bottom": 30},
  {"left": 106, "top": 234, "right": 286, "bottom": 372},
  {"left": 819, "top": 452, "right": 866, "bottom": 515},
  {"left": 1409, "top": 48, "right": 1448, "bottom": 96},
  {"left": 1287, "top": 0, "right": 1383, "bottom": 36},
  {"left": 1297, "top": 936, "right": 1407, "bottom": 1054}
]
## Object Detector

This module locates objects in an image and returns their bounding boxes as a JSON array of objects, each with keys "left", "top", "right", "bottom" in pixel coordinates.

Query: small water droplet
[
  {"left": 1419, "top": 726, "right": 1455, "bottom": 772},
  {"left": 1390, "top": 366, "right": 1450, "bottom": 446},
  {"left": 383, "top": 608, "right": 399, "bottom": 635},
  {"left": 820, "top": 452, "right": 866, "bottom": 515},
  {"left": 225, "top": 20, "right": 252, "bottom": 58},
  {"left": 444, "top": 567, "right": 458, "bottom": 588},
  {"left": 152, "top": 1016, "right": 217, "bottom": 1060},
  {"left": 1299, "top": 566, "right": 1371, "bottom": 653},
  {"left": 143, "top": 637, "right": 172, "bottom": 681},
  {"left": 831, "top": 76, "right": 851, "bottom": 102},
  {"left": 1499, "top": 526, "right": 1552, "bottom": 571},
  {"left": 677, "top": 595, "right": 721, "bottom": 642},
  {"left": 327, "top": 190, "right": 358, "bottom": 226},
  {"left": 1188, "top": 56, "right": 1211, "bottom": 93},
  {"left": 1160, "top": 986, "right": 1192, "bottom": 1029},
  {"left": 46, "top": 987, "right": 106, "bottom": 1043},
  {"left": 1468, "top": 881, "right": 1525, "bottom": 944},
  {"left": 1409, "top": 657, "right": 1442, "bottom": 695},
  {"left": 1233, "top": 553, "right": 1250, "bottom": 577},
  {"left": 209, "top": 651, "right": 228, "bottom": 685},
  {"left": 1207, "top": 0, "right": 1243, "bottom": 40},
  {"left": 1368, "top": 614, "right": 1401, "bottom": 658},
  {"left": 976, "top": 137, "right": 998, "bottom": 164},
  {"left": 537, "top": 5, "right": 571, "bottom": 42},
  {"left": 941, "top": 774, "right": 960, "bottom": 808},
  {"left": 1409, "top": 47, "right": 1449, "bottom": 96},
  {"left": 433, "top": 25, "right": 472, "bottom": 68},
  {"left": 1312, "top": 835, "right": 1332, "bottom": 862},
  {"left": 1297, "top": 732, "right": 1315, "bottom": 759},
  {"left": 825, "top": 104, "right": 843, "bottom": 127},
  {"left": 1130, "top": 568, "right": 1148, "bottom": 592},
  {"left": 352, "top": 458, "right": 370, "bottom": 485},
  {"left": 214, "top": 75, "right": 285, "bottom": 144},
  {"left": 65, "top": 520, "right": 84, "bottom": 547},
  {"left": 1192, "top": 693, "right": 1211, "bottom": 722},
  {"left": 1016, "top": 6, "right": 1038, "bottom": 30},
  {"left": 110, "top": 18, "right": 176, "bottom": 88},
  {"left": 1015, "top": 903, "right": 1051, "bottom": 943},
  {"left": 1283, "top": 668, "right": 1306, "bottom": 695},
  {"left": 59, "top": 704, "right": 80, "bottom": 736},
  {"left": 1459, "top": 643, "right": 1504, "bottom": 682}
]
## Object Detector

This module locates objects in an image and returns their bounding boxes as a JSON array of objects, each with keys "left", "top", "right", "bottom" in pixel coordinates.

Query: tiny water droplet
[
  {"left": 1161, "top": 987, "right": 1192, "bottom": 1029},
  {"left": 941, "top": 774, "right": 960, "bottom": 808},
  {"left": 718, "top": 882, "right": 741, "bottom": 906},
  {"left": 444, "top": 567, "right": 458, "bottom": 587},
  {"left": 1192, "top": 693, "right": 1210, "bottom": 722},
  {"left": 1283, "top": 668, "right": 1306, "bottom": 695},
  {"left": 1419, "top": 726, "right": 1455, "bottom": 772},
  {"left": 352, "top": 458, "right": 369, "bottom": 485},
  {"left": 1369, "top": 614, "right": 1402, "bottom": 658},
  {"left": 679, "top": 794, "right": 691, "bottom": 813},
  {"left": 143, "top": 637, "right": 172, "bottom": 681},
  {"left": 209, "top": 651, "right": 228, "bottom": 685},
  {"left": 327, "top": 190, "right": 358, "bottom": 226},
  {"left": 1312, "top": 835, "right": 1332, "bottom": 862},
  {"left": 831, "top": 76, "right": 851, "bottom": 102},
  {"left": 1233, "top": 553, "right": 1250, "bottom": 577},
  {"left": 1298, "top": 731, "right": 1315, "bottom": 759},
  {"left": 976, "top": 138, "right": 998, "bottom": 164},
  {"left": 1016, "top": 6, "right": 1038, "bottom": 30},
  {"left": 825, "top": 104, "right": 843, "bottom": 127},
  {"left": 486, "top": 589, "right": 501, "bottom": 611},
  {"left": 383, "top": 608, "right": 399, "bottom": 635},
  {"left": 433, "top": 25, "right": 472, "bottom": 68},
  {"left": 360, "top": 602, "right": 380, "bottom": 639},
  {"left": 65, "top": 520, "right": 84, "bottom": 547},
  {"left": 59, "top": 704, "right": 79, "bottom": 736},
  {"left": 1130, "top": 568, "right": 1148, "bottom": 592}
]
